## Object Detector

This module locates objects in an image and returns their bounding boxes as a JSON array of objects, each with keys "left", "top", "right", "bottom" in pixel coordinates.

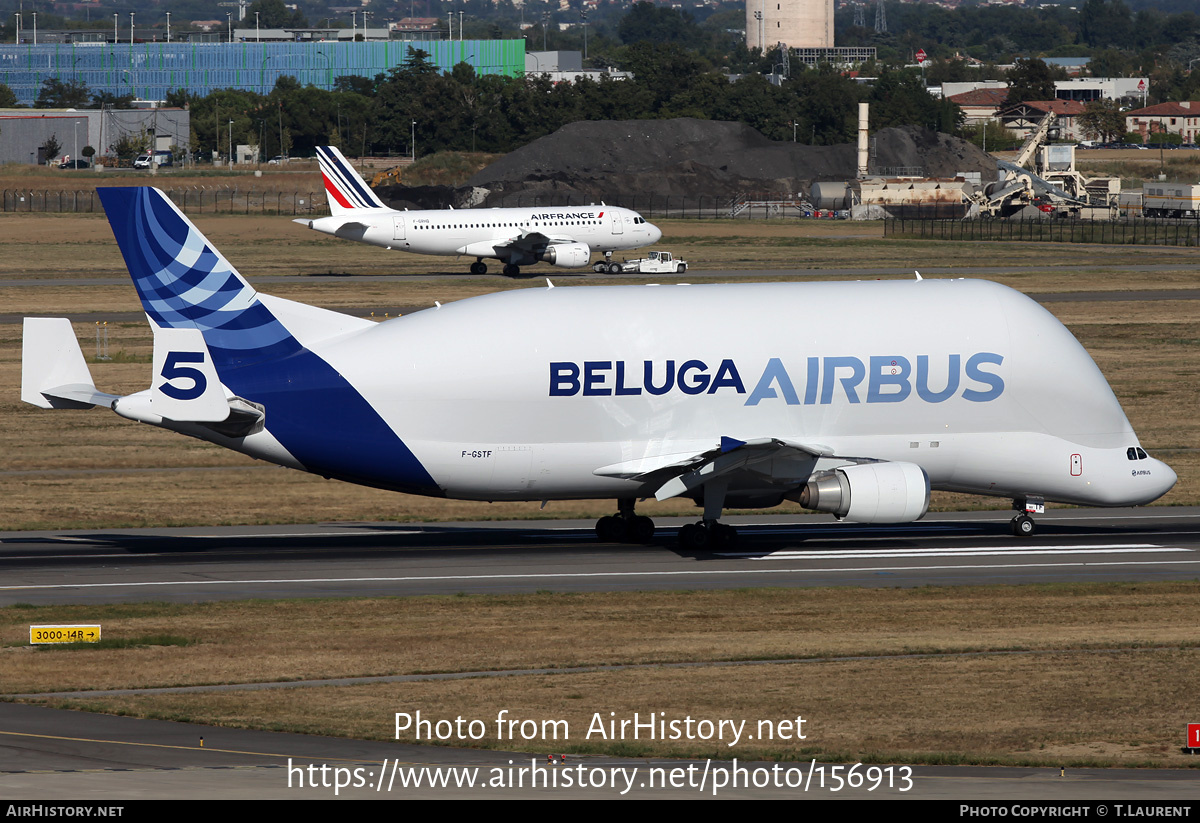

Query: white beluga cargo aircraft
[
  {"left": 23, "top": 188, "right": 1175, "bottom": 548},
  {"left": 293, "top": 146, "right": 662, "bottom": 277}
]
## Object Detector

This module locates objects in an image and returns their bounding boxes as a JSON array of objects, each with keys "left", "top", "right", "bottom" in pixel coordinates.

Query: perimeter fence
[
  {"left": 1, "top": 188, "right": 326, "bottom": 215},
  {"left": 1, "top": 189, "right": 836, "bottom": 220},
  {"left": 884, "top": 216, "right": 1200, "bottom": 246}
]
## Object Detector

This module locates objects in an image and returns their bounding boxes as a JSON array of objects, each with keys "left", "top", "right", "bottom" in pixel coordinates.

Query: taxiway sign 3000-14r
[
  {"left": 21, "top": 188, "right": 1175, "bottom": 548},
  {"left": 294, "top": 145, "right": 662, "bottom": 277}
]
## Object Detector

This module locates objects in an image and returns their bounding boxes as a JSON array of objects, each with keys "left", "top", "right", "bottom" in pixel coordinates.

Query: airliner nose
[
  {"left": 1151, "top": 458, "right": 1178, "bottom": 500},
  {"left": 647, "top": 222, "right": 662, "bottom": 244}
]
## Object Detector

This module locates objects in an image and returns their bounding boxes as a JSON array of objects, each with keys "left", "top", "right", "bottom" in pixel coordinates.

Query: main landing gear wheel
[
  {"left": 502, "top": 263, "right": 521, "bottom": 277},
  {"left": 593, "top": 262, "right": 607, "bottom": 273},
  {"left": 595, "top": 514, "right": 655, "bottom": 544},
  {"left": 607, "top": 263, "right": 621, "bottom": 274},
  {"left": 470, "top": 261, "right": 487, "bottom": 275},
  {"left": 678, "top": 521, "right": 738, "bottom": 551},
  {"left": 1011, "top": 514, "right": 1036, "bottom": 537}
]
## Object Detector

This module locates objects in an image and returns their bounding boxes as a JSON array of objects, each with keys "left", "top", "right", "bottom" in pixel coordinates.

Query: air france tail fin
[{"left": 316, "top": 145, "right": 388, "bottom": 215}]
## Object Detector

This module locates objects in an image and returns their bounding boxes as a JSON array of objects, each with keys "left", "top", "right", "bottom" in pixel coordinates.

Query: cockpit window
[
  {"left": 1127, "top": 448, "right": 1138, "bottom": 460},
  {"left": 1136, "top": 447, "right": 1148, "bottom": 460}
]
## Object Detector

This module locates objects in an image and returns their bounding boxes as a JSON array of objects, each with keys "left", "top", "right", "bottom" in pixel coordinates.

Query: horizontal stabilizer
[{"left": 22, "top": 318, "right": 117, "bottom": 409}]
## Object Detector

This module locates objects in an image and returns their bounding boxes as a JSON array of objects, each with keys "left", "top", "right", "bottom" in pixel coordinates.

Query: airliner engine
[
  {"left": 541, "top": 242, "right": 592, "bottom": 268},
  {"left": 790, "top": 462, "right": 930, "bottom": 523}
]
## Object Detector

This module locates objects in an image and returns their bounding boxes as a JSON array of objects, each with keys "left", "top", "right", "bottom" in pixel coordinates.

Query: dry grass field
[{"left": 5, "top": 584, "right": 1199, "bottom": 766}]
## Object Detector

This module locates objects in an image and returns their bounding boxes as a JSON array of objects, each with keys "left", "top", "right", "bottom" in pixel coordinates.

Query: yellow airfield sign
[{"left": 30, "top": 624, "right": 101, "bottom": 644}]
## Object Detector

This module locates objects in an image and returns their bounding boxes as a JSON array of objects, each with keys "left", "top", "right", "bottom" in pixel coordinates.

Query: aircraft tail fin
[
  {"left": 22, "top": 318, "right": 120, "bottom": 409},
  {"left": 317, "top": 145, "right": 388, "bottom": 215},
  {"left": 98, "top": 186, "right": 302, "bottom": 373}
]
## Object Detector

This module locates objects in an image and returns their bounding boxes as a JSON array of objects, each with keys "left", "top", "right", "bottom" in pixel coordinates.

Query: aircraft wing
[
  {"left": 593, "top": 437, "right": 835, "bottom": 501},
  {"left": 292, "top": 217, "right": 372, "bottom": 233},
  {"left": 457, "top": 230, "right": 588, "bottom": 264},
  {"left": 500, "top": 230, "right": 576, "bottom": 250}
]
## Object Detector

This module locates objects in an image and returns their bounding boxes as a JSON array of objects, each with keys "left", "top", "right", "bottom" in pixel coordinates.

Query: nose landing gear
[{"left": 1010, "top": 496, "right": 1044, "bottom": 537}]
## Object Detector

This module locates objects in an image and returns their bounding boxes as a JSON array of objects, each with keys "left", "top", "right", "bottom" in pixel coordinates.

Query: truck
[
  {"left": 594, "top": 250, "right": 688, "bottom": 274},
  {"left": 133, "top": 150, "right": 174, "bottom": 169},
  {"left": 1142, "top": 183, "right": 1200, "bottom": 218}
]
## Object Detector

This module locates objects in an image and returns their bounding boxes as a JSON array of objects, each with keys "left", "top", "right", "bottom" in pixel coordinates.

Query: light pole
[
  {"left": 316, "top": 49, "right": 331, "bottom": 86},
  {"left": 580, "top": 10, "right": 587, "bottom": 62},
  {"left": 166, "top": 12, "right": 171, "bottom": 43},
  {"left": 32, "top": 12, "right": 36, "bottom": 46},
  {"left": 411, "top": 120, "right": 416, "bottom": 161},
  {"left": 255, "top": 11, "right": 260, "bottom": 41},
  {"left": 130, "top": 12, "right": 134, "bottom": 46},
  {"left": 226, "top": 12, "right": 232, "bottom": 42},
  {"left": 458, "top": 11, "right": 463, "bottom": 40},
  {"left": 228, "top": 119, "right": 233, "bottom": 169},
  {"left": 542, "top": 13, "right": 548, "bottom": 51}
]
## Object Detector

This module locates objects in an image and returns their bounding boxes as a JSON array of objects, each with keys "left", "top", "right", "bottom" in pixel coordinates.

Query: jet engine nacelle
[
  {"left": 791, "top": 462, "right": 930, "bottom": 523},
  {"left": 541, "top": 243, "right": 592, "bottom": 268}
]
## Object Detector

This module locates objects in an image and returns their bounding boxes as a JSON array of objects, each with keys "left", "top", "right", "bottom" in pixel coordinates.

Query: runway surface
[{"left": 3, "top": 507, "right": 1200, "bottom": 605}]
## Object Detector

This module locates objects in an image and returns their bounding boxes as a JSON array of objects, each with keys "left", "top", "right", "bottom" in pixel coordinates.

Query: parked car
[{"left": 58, "top": 159, "right": 90, "bottom": 169}]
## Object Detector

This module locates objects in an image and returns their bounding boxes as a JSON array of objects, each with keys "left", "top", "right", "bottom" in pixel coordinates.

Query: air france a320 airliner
[
  {"left": 293, "top": 146, "right": 662, "bottom": 277},
  {"left": 22, "top": 188, "right": 1176, "bottom": 549}
]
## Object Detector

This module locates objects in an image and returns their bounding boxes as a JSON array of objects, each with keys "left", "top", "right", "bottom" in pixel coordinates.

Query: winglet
[{"left": 720, "top": 436, "right": 746, "bottom": 453}]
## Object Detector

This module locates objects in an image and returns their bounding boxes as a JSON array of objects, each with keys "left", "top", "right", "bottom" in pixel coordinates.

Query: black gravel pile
[{"left": 376, "top": 118, "right": 997, "bottom": 209}]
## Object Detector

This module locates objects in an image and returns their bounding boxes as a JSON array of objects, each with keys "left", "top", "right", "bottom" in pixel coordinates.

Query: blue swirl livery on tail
[
  {"left": 99, "top": 187, "right": 299, "bottom": 370},
  {"left": 97, "top": 187, "right": 438, "bottom": 494}
]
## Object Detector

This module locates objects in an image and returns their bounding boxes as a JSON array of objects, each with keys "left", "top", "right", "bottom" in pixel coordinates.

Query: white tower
[{"left": 746, "top": 0, "right": 834, "bottom": 52}]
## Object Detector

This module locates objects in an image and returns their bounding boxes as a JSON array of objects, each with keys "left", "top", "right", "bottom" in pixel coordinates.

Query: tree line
[{"left": 12, "top": 43, "right": 960, "bottom": 160}]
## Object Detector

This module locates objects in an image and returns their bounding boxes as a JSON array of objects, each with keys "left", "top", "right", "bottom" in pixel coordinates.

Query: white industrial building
[{"left": 0, "top": 108, "right": 189, "bottom": 165}]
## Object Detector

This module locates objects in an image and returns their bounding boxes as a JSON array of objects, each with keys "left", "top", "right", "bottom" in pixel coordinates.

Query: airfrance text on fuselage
[
  {"left": 529, "top": 211, "right": 604, "bottom": 220},
  {"left": 548, "top": 354, "right": 1005, "bottom": 404}
]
